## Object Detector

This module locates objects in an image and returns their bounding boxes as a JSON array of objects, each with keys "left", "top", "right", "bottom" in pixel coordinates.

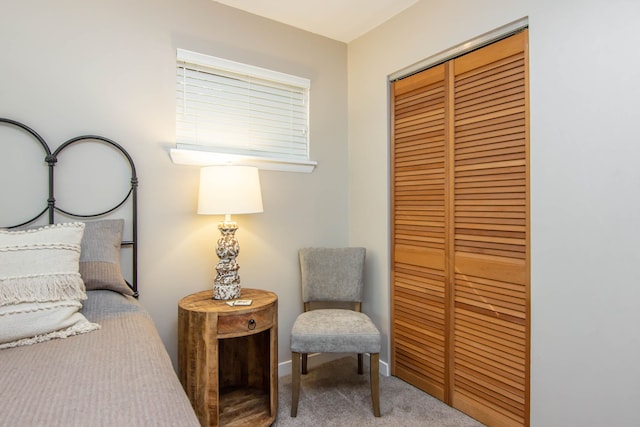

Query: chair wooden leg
[
  {"left": 358, "top": 353, "right": 363, "bottom": 374},
  {"left": 291, "top": 352, "right": 301, "bottom": 417},
  {"left": 302, "top": 353, "right": 308, "bottom": 375},
  {"left": 370, "top": 353, "right": 380, "bottom": 417}
]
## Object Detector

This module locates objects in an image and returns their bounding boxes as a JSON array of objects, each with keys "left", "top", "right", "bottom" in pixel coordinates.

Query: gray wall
[
  {"left": 0, "top": 0, "right": 348, "bottom": 368},
  {"left": 348, "top": 0, "right": 640, "bottom": 425}
]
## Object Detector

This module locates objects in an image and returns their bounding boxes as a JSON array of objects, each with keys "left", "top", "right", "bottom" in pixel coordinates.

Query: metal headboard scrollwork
[{"left": 0, "top": 118, "right": 139, "bottom": 297}]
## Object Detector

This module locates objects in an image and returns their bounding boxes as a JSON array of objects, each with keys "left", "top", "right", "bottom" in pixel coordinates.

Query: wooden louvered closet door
[
  {"left": 391, "top": 30, "right": 529, "bottom": 427},
  {"left": 391, "top": 64, "right": 448, "bottom": 401}
]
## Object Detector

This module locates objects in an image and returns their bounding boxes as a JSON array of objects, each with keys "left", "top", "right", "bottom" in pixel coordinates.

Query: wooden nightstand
[{"left": 178, "top": 288, "right": 278, "bottom": 427}]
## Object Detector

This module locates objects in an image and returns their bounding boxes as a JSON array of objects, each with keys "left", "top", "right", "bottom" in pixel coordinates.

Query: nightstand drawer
[{"left": 217, "top": 305, "right": 275, "bottom": 336}]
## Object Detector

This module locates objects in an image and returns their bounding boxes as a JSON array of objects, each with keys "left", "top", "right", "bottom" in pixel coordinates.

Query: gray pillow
[{"left": 80, "top": 219, "right": 133, "bottom": 296}]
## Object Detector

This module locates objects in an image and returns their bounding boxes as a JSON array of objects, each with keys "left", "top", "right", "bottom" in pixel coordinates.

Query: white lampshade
[{"left": 197, "top": 166, "right": 263, "bottom": 215}]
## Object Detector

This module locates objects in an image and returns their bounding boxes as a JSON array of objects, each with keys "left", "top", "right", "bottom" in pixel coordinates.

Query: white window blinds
[{"left": 176, "top": 49, "right": 311, "bottom": 163}]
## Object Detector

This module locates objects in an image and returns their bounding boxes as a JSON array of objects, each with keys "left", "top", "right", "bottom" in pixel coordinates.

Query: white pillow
[
  {"left": 0, "top": 223, "right": 99, "bottom": 348},
  {"left": 0, "top": 223, "right": 87, "bottom": 306},
  {"left": 0, "top": 300, "right": 99, "bottom": 349}
]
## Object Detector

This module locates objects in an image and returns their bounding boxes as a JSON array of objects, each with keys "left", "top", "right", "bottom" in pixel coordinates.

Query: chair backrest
[{"left": 299, "top": 247, "right": 366, "bottom": 304}]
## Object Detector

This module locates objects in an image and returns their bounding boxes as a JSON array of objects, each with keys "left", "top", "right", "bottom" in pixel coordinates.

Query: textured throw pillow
[
  {"left": 0, "top": 300, "right": 99, "bottom": 349},
  {"left": 0, "top": 223, "right": 100, "bottom": 348},
  {"left": 80, "top": 219, "right": 133, "bottom": 296},
  {"left": 0, "top": 223, "right": 87, "bottom": 305}
]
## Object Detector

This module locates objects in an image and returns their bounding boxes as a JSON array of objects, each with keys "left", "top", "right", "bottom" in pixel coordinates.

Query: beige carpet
[{"left": 274, "top": 356, "right": 485, "bottom": 426}]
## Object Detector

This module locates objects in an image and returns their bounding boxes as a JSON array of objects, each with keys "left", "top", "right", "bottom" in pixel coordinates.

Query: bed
[{"left": 0, "top": 119, "right": 200, "bottom": 426}]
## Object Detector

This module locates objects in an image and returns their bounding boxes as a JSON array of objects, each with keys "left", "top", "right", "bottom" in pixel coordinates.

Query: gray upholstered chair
[{"left": 290, "top": 247, "right": 381, "bottom": 417}]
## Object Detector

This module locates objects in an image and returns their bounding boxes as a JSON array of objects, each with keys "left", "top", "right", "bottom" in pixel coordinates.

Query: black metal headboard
[{"left": 0, "top": 118, "right": 139, "bottom": 297}]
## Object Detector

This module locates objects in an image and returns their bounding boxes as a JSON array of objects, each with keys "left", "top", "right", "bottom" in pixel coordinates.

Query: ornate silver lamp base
[{"left": 213, "top": 220, "right": 242, "bottom": 300}]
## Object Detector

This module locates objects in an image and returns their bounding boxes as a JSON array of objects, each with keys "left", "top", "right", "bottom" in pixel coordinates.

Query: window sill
[{"left": 169, "top": 146, "right": 317, "bottom": 173}]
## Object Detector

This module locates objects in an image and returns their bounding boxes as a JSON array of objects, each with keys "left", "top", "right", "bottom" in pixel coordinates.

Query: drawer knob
[{"left": 248, "top": 319, "right": 256, "bottom": 330}]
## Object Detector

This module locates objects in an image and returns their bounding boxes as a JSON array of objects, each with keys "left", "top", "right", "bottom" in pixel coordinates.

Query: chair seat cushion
[{"left": 291, "top": 309, "right": 381, "bottom": 354}]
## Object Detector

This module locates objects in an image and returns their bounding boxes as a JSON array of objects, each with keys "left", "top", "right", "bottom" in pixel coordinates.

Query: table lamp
[{"left": 198, "top": 165, "right": 263, "bottom": 300}]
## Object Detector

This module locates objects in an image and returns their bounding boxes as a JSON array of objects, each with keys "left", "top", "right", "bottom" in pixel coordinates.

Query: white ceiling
[{"left": 212, "top": 0, "right": 420, "bottom": 43}]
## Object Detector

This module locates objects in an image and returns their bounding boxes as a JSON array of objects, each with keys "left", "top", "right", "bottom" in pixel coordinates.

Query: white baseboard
[
  {"left": 379, "top": 357, "right": 390, "bottom": 376},
  {"left": 279, "top": 353, "right": 390, "bottom": 377}
]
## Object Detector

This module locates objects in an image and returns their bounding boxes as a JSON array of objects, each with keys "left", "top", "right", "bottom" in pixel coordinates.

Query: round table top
[{"left": 178, "top": 288, "right": 277, "bottom": 314}]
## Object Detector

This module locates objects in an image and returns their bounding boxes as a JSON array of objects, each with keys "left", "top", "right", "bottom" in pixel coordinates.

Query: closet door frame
[{"left": 390, "top": 19, "right": 530, "bottom": 427}]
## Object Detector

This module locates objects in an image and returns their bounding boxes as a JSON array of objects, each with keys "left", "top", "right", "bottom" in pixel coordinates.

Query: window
[{"left": 171, "top": 49, "right": 316, "bottom": 172}]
